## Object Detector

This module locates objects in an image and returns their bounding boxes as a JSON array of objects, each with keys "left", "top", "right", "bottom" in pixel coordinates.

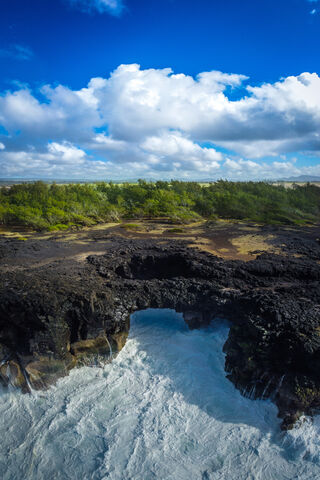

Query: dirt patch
[
  {"left": 1, "top": 219, "right": 319, "bottom": 267},
  {"left": 231, "top": 234, "right": 280, "bottom": 257}
]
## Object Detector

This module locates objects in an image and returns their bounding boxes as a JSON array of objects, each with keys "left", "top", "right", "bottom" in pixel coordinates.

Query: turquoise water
[{"left": 1, "top": 309, "right": 320, "bottom": 479}]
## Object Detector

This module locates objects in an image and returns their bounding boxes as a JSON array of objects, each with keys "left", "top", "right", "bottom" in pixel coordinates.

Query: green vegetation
[
  {"left": 0, "top": 179, "right": 319, "bottom": 231},
  {"left": 120, "top": 223, "right": 143, "bottom": 230},
  {"left": 165, "top": 228, "right": 185, "bottom": 234}
]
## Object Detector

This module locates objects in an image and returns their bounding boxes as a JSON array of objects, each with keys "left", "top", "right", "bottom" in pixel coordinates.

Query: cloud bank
[{"left": 1, "top": 64, "right": 320, "bottom": 179}]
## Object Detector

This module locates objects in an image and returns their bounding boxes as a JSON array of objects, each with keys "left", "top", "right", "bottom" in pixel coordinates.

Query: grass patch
[
  {"left": 120, "top": 223, "right": 143, "bottom": 230},
  {"left": 231, "top": 234, "right": 280, "bottom": 256},
  {"left": 47, "top": 223, "right": 72, "bottom": 231}
]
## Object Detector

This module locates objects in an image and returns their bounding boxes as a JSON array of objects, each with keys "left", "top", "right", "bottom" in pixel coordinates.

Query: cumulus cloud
[
  {"left": 140, "top": 131, "right": 222, "bottom": 174},
  {"left": 1, "top": 64, "right": 320, "bottom": 179},
  {"left": 65, "top": 0, "right": 124, "bottom": 15},
  {"left": 0, "top": 142, "right": 123, "bottom": 179}
]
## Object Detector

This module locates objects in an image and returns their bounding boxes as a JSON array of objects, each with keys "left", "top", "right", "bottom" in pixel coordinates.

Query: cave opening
[{"left": 115, "top": 253, "right": 194, "bottom": 280}]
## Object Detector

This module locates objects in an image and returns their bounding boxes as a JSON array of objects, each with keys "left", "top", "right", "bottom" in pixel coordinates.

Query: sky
[{"left": 0, "top": 0, "right": 320, "bottom": 180}]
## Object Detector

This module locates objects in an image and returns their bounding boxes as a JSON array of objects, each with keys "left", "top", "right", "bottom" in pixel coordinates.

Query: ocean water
[{"left": 1, "top": 309, "right": 320, "bottom": 480}]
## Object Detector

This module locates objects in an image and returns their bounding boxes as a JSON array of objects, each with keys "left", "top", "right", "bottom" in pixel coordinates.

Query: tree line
[{"left": 0, "top": 180, "right": 319, "bottom": 231}]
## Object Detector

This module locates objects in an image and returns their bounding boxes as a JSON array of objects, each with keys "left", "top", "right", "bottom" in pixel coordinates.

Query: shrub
[{"left": 0, "top": 179, "right": 319, "bottom": 231}]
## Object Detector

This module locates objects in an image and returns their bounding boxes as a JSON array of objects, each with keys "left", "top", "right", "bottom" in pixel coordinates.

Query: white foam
[{"left": 0, "top": 309, "right": 320, "bottom": 479}]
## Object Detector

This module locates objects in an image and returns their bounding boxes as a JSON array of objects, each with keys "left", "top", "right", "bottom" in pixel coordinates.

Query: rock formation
[{"left": 1, "top": 235, "right": 320, "bottom": 429}]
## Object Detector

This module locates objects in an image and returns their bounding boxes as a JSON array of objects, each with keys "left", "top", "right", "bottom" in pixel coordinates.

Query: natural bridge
[{"left": 1, "top": 238, "right": 320, "bottom": 430}]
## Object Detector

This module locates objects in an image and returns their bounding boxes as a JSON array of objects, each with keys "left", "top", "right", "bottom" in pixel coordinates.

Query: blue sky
[{"left": 0, "top": 0, "right": 320, "bottom": 180}]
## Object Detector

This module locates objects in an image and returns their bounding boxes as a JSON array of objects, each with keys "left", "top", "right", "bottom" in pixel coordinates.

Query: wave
[{"left": 0, "top": 309, "right": 319, "bottom": 479}]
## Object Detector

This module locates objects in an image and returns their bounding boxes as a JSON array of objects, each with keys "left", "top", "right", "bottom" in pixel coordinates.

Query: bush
[{"left": 0, "top": 180, "right": 319, "bottom": 231}]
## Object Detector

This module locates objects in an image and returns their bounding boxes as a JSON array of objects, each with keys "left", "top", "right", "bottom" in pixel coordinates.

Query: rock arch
[{"left": 1, "top": 239, "right": 320, "bottom": 429}]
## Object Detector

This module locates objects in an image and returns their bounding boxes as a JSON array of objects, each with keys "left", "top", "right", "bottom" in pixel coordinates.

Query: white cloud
[
  {"left": 224, "top": 158, "right": 242, "bottom": 171},
  {"left": 66, "top": 0, "right": 124, "bottom": 15},
  {"left": 47, "top": 142, "right": 87, "bottom": 164},
  {"left": 0, "top": 142, "right": 122, "bottom": 179},
  {"left": 1, "top": 64, "right": 320, "bottom": 179},
  {"left": 141, "top": 131, "right": 222, "bottom": 174},
  {"left": 221, "top": 157, "right": 305, "bottom": 181},
  {"left": 91, "top": 134, "right": 128, "bottom": 152},
  {"left": 0, "top": 143, "right": 5, "bottom": 150}
]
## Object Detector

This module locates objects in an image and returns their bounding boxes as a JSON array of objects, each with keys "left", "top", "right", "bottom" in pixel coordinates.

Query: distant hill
[{"left": 279, "top": 175, "right": 320, "bottom": 182}]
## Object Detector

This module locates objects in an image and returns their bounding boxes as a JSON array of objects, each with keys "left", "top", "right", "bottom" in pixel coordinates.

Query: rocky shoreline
[{"left": 1, "top": 225, "right": 320, "bottom": 430}]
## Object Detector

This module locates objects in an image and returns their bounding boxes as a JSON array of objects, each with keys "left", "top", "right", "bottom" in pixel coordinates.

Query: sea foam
[{"left": 0, "top": 309, "right": 320, "bottom": 479}]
